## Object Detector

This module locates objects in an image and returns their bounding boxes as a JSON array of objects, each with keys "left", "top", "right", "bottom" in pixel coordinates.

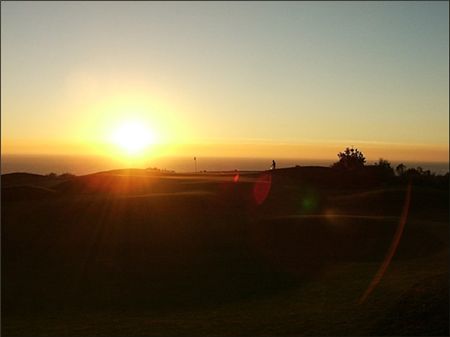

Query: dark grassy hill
[
  {"left": 1, "top": 172, "right": 48, "bottom": 185},
  {"left": 2, "top": 185, "right": 58, "bottom": 201},
  {"left": 2, "top": 167, "right": 448, "bottom": 336}
]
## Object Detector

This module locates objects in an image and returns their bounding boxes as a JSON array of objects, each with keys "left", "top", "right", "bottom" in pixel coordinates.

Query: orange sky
[{"left": 2, "top": 2, "right": 449, "bottom": 163}]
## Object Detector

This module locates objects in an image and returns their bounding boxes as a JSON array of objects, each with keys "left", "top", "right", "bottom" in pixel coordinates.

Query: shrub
[{"left": 332, "top": 147, "right": 366, "bottom": 170}]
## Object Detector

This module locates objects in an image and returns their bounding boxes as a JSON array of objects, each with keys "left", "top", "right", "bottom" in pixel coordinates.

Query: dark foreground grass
[
  {"left": 4, "top": 249, "right": 447, "bottom": 336},
  {"left": 2, "top": 169, "right": 448, "bottom": 336}
]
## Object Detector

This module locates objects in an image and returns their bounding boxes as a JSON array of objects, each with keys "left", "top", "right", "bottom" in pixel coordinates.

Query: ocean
[{"left": 1, "top": 154, "right": 448, "bottom": 176}]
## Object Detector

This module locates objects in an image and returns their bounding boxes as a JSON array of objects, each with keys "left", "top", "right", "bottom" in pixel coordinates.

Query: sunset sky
[{"left": 2, "top": 1, "right": 449, "bottom": 162}]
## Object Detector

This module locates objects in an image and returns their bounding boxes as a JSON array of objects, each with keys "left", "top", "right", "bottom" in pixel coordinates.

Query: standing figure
[{"left": 271, "top": 160, "right": 276, "bottom": 170}]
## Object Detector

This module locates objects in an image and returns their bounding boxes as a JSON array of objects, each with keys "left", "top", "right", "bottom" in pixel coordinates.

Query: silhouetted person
[{"left": 271, "top": 160, "right": 276, "bottom": 170}]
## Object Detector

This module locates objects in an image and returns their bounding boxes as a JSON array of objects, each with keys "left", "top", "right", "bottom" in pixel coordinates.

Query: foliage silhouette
[
  {"left": 375, "top": 158, "right": 395, "bottom": 178},
  {"left": 396, "top": 163, "right": 406, "bottom": 176},
  {"left": 332, "top": 146, "right": 366, "bottom": 170}
]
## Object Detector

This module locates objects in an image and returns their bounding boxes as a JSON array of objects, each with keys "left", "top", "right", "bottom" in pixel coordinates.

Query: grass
[
  {"left": 2, "top": 168, "right": 448, "bottom": 336},
  {"left": 4, "top": 249, "right": 447, "bottom": 336}
]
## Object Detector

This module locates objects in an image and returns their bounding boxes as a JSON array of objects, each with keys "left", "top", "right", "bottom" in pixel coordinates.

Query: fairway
[{"left": 2, "top": 168, "right": 448, "bottom": 336}]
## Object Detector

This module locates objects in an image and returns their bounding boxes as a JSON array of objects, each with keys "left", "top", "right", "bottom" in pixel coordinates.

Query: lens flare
[
  {"left": 253, "top": 172, "right": 272, "bottom": 205},
  {"left": 357, "top": 182, "right": 413, "bottom": 304}
]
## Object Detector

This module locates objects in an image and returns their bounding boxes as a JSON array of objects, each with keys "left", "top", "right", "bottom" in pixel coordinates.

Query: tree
[
  {"left": 396, "top": 163, "right": 406, "bottom": 176},
  {"left": 375, "top": 158, "right": 392, "bottom": 169},
  {"left": 332, "top": 146, "right": 366, "bottom": 170},
  {"left": 405, "top": 167, "right": 421, "bottom": 177},
  {"left": 375, "top": 158, "right": 394, "bottom": 178}
]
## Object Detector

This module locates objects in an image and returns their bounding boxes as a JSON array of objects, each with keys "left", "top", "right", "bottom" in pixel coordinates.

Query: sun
[{"left": 110, "top": 120, "right": 155, "bottom": 155}]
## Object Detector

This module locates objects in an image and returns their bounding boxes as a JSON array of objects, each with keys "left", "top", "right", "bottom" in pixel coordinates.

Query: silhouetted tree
[
  {"left": 332, "top": 146, "right": 366, "bottom": 170},
  {"left": 375, "top": 158, "right": 395, "bottom": 179},
  {"left": 405, "top": 167, "right": 421, "bottom": 178},
  {"left": 396, "top": 163, "right": 406, "bottom": 176},
  {"left": 375, "top": 158, "right": 392, "bottom": 169},
  {"left": 423, "top": 169, "right": 432, "bottom": 176}
]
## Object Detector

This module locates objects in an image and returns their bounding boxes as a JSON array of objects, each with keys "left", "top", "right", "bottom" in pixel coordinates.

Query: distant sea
[{"left": 1, "top": 154, "right": 449, "bottom": 176}]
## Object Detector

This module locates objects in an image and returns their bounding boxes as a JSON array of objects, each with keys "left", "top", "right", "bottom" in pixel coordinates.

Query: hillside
[{"left": 2, "top": 166, "right": 448, "bottom": 336}]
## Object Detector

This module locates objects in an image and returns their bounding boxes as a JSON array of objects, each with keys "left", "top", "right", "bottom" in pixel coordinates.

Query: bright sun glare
[{"left": 111, "top": 120, "right": 155, "bottom": 155}]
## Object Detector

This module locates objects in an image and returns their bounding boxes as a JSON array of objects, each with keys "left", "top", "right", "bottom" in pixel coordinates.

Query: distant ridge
[{"left": 1, "top": 172, "right": 48, "bottom": 187}]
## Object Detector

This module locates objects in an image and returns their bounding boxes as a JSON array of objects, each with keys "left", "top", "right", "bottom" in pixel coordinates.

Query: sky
[{"left": 1, "top": 1, "right": 449, "bottom": 162}]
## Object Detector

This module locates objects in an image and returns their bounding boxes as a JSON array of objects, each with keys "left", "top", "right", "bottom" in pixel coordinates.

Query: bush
[
  {"left": 374, "top": 158, "right": 395, "bottom": 180},
  {"left": 396, "top": 163, "right": 406, "bottom": 176},
  {"left": 332, "top": 147, "right": 366, "bottom": 170}
]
